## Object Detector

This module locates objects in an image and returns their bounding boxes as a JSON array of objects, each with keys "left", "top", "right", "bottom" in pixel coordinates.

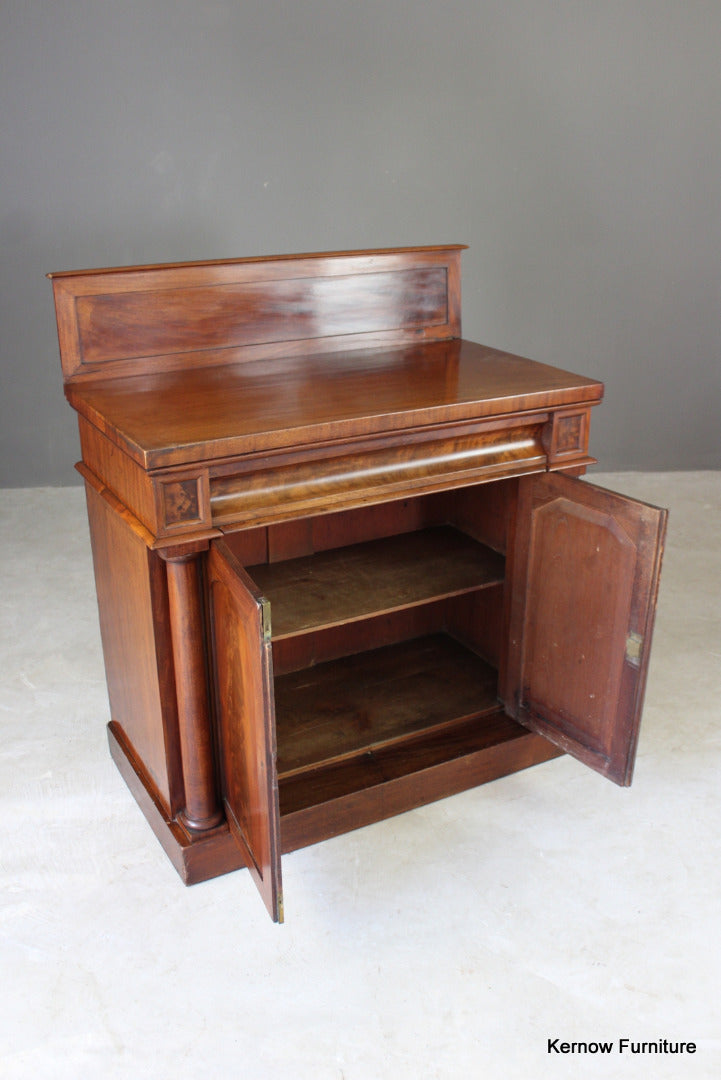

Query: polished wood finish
[
  {"left": 208, "top": 542, "right": 283, "bottom": 921},
  {"left": 208, "top": 413, "right": 550, "bottom": 529},
  {"left": 83, "top": 477, "right": 183, "bottom": 816},
  {"left": 49, "top": 245, "right": 665, "bottom": 921},
  {"left": 504, "top": 472, "right": 667, "bottom": 784},
  {"left": 48, "top": 246, "right": 465, "bottom": 382},
  {"left": 63, "top": 340, "right": 601, "bottom": 468},
  {"left": 72, "top": 266, "right": 449, "bottom": 366},
  {"left": 163, "top": 553, "right": 223, "bottom": 831}
]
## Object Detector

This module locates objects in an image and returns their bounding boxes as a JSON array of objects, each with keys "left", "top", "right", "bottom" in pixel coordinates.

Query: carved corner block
[
  {"left": 543, "top": 409, "right": 592, "bottom": 466},
  {"left": 154, "top": 471, "right": 212, "bottom": 536}
]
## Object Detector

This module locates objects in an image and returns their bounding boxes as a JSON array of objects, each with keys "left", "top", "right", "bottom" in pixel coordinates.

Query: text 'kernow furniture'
[{"left": 49, "top": 246, "right": 666, "bottom": 921}]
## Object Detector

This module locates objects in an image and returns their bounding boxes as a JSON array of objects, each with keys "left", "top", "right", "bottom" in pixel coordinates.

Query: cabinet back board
[{"left": 48, "top": 245, "right": 465, "bottom": 383}]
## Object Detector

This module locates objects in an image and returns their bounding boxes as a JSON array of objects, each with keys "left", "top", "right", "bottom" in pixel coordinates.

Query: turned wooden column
[{"left": 163, "top": 551, "right": 223, "bottom": 832}]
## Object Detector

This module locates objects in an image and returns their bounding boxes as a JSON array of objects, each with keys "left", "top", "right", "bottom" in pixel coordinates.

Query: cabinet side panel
[
  {"left": 85, "top": 481, "right": 182, "bottom": 814},
  {"left": 79, "top": 418, "right": 157, "bottom": 532}
]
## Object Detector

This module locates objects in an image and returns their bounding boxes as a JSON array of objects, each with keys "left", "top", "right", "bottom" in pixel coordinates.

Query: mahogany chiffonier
[{"left": 49, "top": 246, "right": 666, "bottom": 921}]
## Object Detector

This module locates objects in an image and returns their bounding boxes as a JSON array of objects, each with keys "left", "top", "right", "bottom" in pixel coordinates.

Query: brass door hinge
[
  {"left": 625, "top": 631, "right": 643, "bottom": 667},
  {"left": 261, "top": 598, "right": 272, "bottom": 642}
]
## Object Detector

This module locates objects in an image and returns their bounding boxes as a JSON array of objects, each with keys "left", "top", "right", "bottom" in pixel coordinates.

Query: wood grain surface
[{"left": 247, "top": 526, "right": 505, "bottom": 639}]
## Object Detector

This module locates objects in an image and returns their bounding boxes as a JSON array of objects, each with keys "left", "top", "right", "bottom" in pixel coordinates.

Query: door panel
[
  {"left": 504, "top": 473, "right": 667, "bottom": 785},
  {"left": 208, "top": 541, "right": 283, "bottom": 921}
]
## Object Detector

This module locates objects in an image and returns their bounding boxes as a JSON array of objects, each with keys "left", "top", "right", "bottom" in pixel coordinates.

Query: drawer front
[{"left": 209, "top": 417, "right": 550, "bottom": 529}]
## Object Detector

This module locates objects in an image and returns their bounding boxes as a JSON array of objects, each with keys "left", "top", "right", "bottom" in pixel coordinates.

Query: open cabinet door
[
  {"left": 504, "top": 473, "right": 667, "bottom": 785},
  {"left": 208, "top": 541, "right": 283, "bottom": 921}
]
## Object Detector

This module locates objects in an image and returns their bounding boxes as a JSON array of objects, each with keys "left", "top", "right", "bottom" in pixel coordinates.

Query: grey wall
[{"left": 2, "top": 0, "right": 719, "bottom": 486}]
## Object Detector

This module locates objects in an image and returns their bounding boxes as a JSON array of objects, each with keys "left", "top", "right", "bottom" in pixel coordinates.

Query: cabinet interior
[{"left": 220, "top": 480, "right": 540, "bottom": 850}]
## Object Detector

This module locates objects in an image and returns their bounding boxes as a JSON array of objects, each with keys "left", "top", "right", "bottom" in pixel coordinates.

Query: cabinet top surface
[
  {"left": 52, "top": 245, "right": 603, "bottom": 471},
  {"left": 68, "top": 338, "right": 603, "bottom": 470}
]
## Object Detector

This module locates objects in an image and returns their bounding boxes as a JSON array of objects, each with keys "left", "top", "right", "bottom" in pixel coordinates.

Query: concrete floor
[{"left": 1, "top": 473, "right": 719, "bottom": 1079}]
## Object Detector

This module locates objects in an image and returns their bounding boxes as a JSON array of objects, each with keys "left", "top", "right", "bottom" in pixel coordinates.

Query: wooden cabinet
[{"left": 49, "top": 246, "right": 666, "bottom": 921}]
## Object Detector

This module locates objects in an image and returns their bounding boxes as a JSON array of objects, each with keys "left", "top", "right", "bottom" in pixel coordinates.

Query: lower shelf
[
  {"left": 279, "top": 710, "right": 563, "bottom": 853},
  {"left": 274, "top": 631, "right": 564, "bottom": 853},
  {"left": 274, "top": 632, "right": 499, "bottom": 778}
]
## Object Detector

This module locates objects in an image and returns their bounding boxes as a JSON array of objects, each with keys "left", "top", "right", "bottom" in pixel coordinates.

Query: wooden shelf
[
  {"left": 278, "top": 710, "right": 564, "bottom": 854},
  {"left": 248, "top": 526, "right": 504, "bottom": 640},
  {"left": 279, "top": 709, "right": 519, "bottom": 814},
  {"left": 274, "top": 632, "right": 498, "bottom": 779}
]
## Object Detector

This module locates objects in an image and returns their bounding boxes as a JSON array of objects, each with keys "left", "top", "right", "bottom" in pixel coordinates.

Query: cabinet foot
[{"left": 107, "top": 722, "right": 244, "bottom": 884}]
